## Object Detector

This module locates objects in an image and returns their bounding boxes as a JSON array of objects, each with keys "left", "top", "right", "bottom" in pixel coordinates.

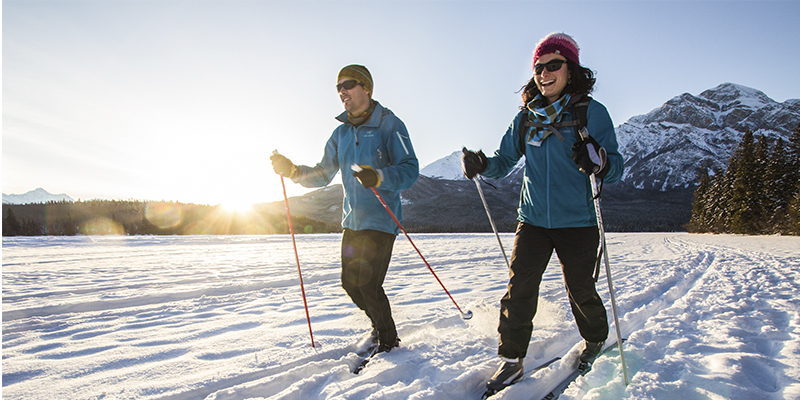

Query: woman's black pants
[{"left": 498, "top": 222, "right": 609, "bottom": 360}]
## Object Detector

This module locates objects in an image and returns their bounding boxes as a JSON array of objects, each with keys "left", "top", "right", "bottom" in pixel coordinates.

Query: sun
[{"left": 220, "top": 200, "right": 255, "bottom": 214}]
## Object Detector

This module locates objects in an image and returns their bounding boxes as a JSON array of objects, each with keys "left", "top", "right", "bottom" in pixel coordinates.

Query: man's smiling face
[{"left": 338, "top": 78, "right": 371, "bottom": 116}]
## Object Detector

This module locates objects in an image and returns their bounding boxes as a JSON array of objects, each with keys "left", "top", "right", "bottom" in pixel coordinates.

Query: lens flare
[
  {"left": 145, "top": 202, "right": 183, "bottom": 229},
  {"left": 80, "top": 217, "right": 126, "bottom": 235}
]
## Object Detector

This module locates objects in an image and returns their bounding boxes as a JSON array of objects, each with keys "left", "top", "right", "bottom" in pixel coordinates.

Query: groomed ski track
[
  {"left": 3, "top": 233, "right": 799, "bottom": 399},
  {"left": 182, "top": 235, "right": 776, "bottom": 399},
  {"left": 192, "top": 235, "right": 797, "bottom": 399}
]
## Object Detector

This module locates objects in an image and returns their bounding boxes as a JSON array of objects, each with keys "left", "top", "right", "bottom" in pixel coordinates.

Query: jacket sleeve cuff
[{"left": 375, "top": 168, "right": 384, "bottom": 188}]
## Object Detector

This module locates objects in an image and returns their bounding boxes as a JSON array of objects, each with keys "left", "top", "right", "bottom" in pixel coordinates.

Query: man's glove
[
  {"left": 461, "top": 147, "right": 487, "bottom": 180},
  {"left": 352, "top": 165, "right": 381, "bottom": 188},
  {"left": 571, "top": 136, "right": 608, "bottom": 179},
  {"left": 270, "top": 151, "right": 295, "bottom": 177}
]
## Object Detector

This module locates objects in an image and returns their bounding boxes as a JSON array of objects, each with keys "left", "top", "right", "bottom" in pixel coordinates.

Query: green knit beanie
[{"left": 337, "top": 64, "right": 373, "bottom": 95}]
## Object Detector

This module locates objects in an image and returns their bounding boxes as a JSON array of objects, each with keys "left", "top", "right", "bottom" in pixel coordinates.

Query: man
[{"left": 271, "top": 64, "right": 419, "bottom": 353}]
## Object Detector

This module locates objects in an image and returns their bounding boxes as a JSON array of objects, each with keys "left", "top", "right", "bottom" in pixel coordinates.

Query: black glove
[
  {"left": 571, "top": 136, "right": 609, "bottom": 179},
  {"left": 461, "top": 147, "right": 487, "bottom": 180},
  {"left": 353, "top": 165, "right": 380, "bottom": 188},
  {"left": 270, "top": 152, "right": 295, "bottom": 177}
]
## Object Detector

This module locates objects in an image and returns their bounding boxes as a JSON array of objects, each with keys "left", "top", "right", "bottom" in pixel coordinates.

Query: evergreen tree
[
  {"left": 704, "top": 171, "right": 727, "bottom": 233},
  {"left": 766, "top": 138, "right": 791, "bottom": 234},
  {"left": 3, "top": 207, "right": 21, "bottom": 236},
  {"left": 752, "top": 135, "right": 770, "bottom": 233},
  {"left": 787, "top": 125, "right": 800, "bottom": 234},
  {"left": 790, "top": 191, "right": 800, "bottom": 235},
  {"left": 788, "top": 124, "right": 800, "bottom": 183},
  {"left": 716, "top": 152, "right": 739, "bottom": 232},
  {"left": 20, "top": 218, "right": 43, "bottom": 236},
  {"left": 729, "top": 130, "right": 758, "bottom": 234},
  {"left": 688, "top": 169, "right": 711, "bottom": 232}
]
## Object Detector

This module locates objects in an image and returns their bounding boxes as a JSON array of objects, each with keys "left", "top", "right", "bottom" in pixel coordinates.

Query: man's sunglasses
[
  {"left": 336, "top": 80, "right": 362, "bottom": 91},
  {"left": 533, "top": 59, "right": 568, "bottom": 75}
]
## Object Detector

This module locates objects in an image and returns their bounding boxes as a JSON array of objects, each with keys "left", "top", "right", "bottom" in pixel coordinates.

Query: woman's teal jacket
[
  {"left": 291, "top": 101, "right": 419, "bottom": 235},
  {"left": 482, "top": 98, "right": 624, "bottom": 229}
]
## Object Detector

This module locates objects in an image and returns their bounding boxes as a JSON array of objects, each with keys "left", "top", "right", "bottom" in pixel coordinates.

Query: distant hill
[{"left": 2, "top": 188, "right": 74, "bottom": 204}]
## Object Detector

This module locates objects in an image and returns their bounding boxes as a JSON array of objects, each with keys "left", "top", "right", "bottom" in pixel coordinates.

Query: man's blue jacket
[{"left": 292, "top": 101, "right": 419, "bottom": 235}]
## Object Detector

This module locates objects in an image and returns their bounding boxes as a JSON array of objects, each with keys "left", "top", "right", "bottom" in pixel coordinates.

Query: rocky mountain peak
[{"left": 616, "top": 83, "right": 799, "bottom": 191}]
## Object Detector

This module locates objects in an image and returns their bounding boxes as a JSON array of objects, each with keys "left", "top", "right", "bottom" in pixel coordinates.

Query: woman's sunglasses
[
  {"left": 533, "top": 59, "right": 567, "bottom": 75},
  {"left": 336, "top": 80, "right": 362, "bottom": 91}
]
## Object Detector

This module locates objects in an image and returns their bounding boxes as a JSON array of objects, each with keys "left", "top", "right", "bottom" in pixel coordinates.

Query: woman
[{"left": 461, "top": 32, "right": 624, "bottom": 394}]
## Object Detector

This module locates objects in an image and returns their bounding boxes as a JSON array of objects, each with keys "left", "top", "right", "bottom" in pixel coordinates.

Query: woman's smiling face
[{"left": 534, "top": 53, "right": 571, "bottom": 104}]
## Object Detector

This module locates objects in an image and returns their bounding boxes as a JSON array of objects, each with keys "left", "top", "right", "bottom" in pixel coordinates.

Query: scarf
[
  {"left": 347, "top": 100, "right": 377, "bottom": 127},
  {"left": 525, "top": 93, "right": 571, "bottom": 145}
]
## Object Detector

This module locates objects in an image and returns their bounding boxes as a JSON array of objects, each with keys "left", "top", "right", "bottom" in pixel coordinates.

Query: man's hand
[
  {"left": 270, "top": 151, "right": 295, "bottom": 177},
  {"left": 352, "top": 165, "right": 381, "bottom": 188}
]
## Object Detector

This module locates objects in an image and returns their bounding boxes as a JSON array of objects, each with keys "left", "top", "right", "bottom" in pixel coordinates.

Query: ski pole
[
  {"left": 471, "top": 175, "right": 510, "bottom": 269},
  {"left": 354, "top": 166, "right": 472, "bottom": 320},
  {"left": 578, "top": 128, "right": 628, "bottom": 385},
  {"left": 279, "top": 171, "right": 316, "bottom": 348}
]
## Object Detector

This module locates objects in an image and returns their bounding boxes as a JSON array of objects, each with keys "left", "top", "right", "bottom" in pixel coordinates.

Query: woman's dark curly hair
[{"left": 519, "top": 60, "right": 596, "bottom": 109}]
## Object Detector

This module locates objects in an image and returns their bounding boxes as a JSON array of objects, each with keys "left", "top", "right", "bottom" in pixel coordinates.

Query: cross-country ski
[
  {"left": 482, "top": 356, "right": 561, "bottom": 399},
  {"left": 352, "top": 345, "right": 379, "bottom": 374},
  {"left": 540, "top": 339, "right": 626, "bottom": 400}
]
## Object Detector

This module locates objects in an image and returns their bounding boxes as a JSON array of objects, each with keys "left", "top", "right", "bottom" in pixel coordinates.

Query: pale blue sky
[{"left": 4, "top": 0, "right": 799, "bottom": 206}]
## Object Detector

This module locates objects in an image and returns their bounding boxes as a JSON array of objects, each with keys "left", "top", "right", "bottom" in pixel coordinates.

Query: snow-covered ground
[{"left": 3, "top": 233, "right": 800, "bottom": 399}]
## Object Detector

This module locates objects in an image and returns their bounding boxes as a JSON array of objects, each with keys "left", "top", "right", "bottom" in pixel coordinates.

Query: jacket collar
[{"left": 336, "top": 100, "right": 383, "bottom": 127}]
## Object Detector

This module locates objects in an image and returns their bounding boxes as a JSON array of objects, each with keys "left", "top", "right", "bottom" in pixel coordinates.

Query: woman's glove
[
  {"left": 270, "top": 152, "right": 295, "bottom": 177},
  {"left": 571, "top": 136, "right": 608, "bottom": 179},
  {"left": 461, "top": 147, "right": 487, "bottom": 180}
]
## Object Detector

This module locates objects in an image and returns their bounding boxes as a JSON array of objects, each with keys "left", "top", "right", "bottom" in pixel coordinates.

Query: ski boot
[
  {"left": 578, "top": 340, "right": 604, "bottom": 371},
  {"left": 376, "top": 337, "right": 400, "bottom": 354},
  {"left": 483, "top": 357, "right": 523, "bottom": 398},
  {"left": 356, "top": 328, "right": 379, "bottom": 355}
]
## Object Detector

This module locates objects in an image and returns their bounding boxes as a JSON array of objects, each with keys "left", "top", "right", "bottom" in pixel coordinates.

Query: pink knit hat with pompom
[{"left": 533, "top": 32, "right": 580, "bottom": 68}]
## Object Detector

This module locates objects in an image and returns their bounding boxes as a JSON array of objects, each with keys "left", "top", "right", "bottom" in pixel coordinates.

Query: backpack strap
[
  {"left": 567, "top": 94, "right": 591, "bottom": 141},
  {"left": 519, "top": 111, "right": 567, "bottom": 149},
  {"left": 518, "top": 94, "right": 592, "bottom": 153},
  {"left": 518, "top": 110, "right": 528, "bottom": 158}
]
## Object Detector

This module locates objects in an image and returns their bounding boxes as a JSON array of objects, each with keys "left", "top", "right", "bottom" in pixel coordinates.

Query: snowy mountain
[
  {"left": 420, "top": 150, "right": 525, "bottom": 181},
  {"left": 2, "top": 188, "right": 74, "bottom": 204},
  {"left": 617, "top": 83, "right": 800, "bottom": 190},
  {"left": 420, "top": 150, "right": 467, "bottom": 180}
]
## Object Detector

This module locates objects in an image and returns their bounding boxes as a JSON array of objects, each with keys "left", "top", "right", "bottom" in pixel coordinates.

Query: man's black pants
[
  {"left": 341, "top": 228, "right": 397, "bottom": 344},
  {"left": 498, "top": 223, "right": 609, "bottom": 359}
]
